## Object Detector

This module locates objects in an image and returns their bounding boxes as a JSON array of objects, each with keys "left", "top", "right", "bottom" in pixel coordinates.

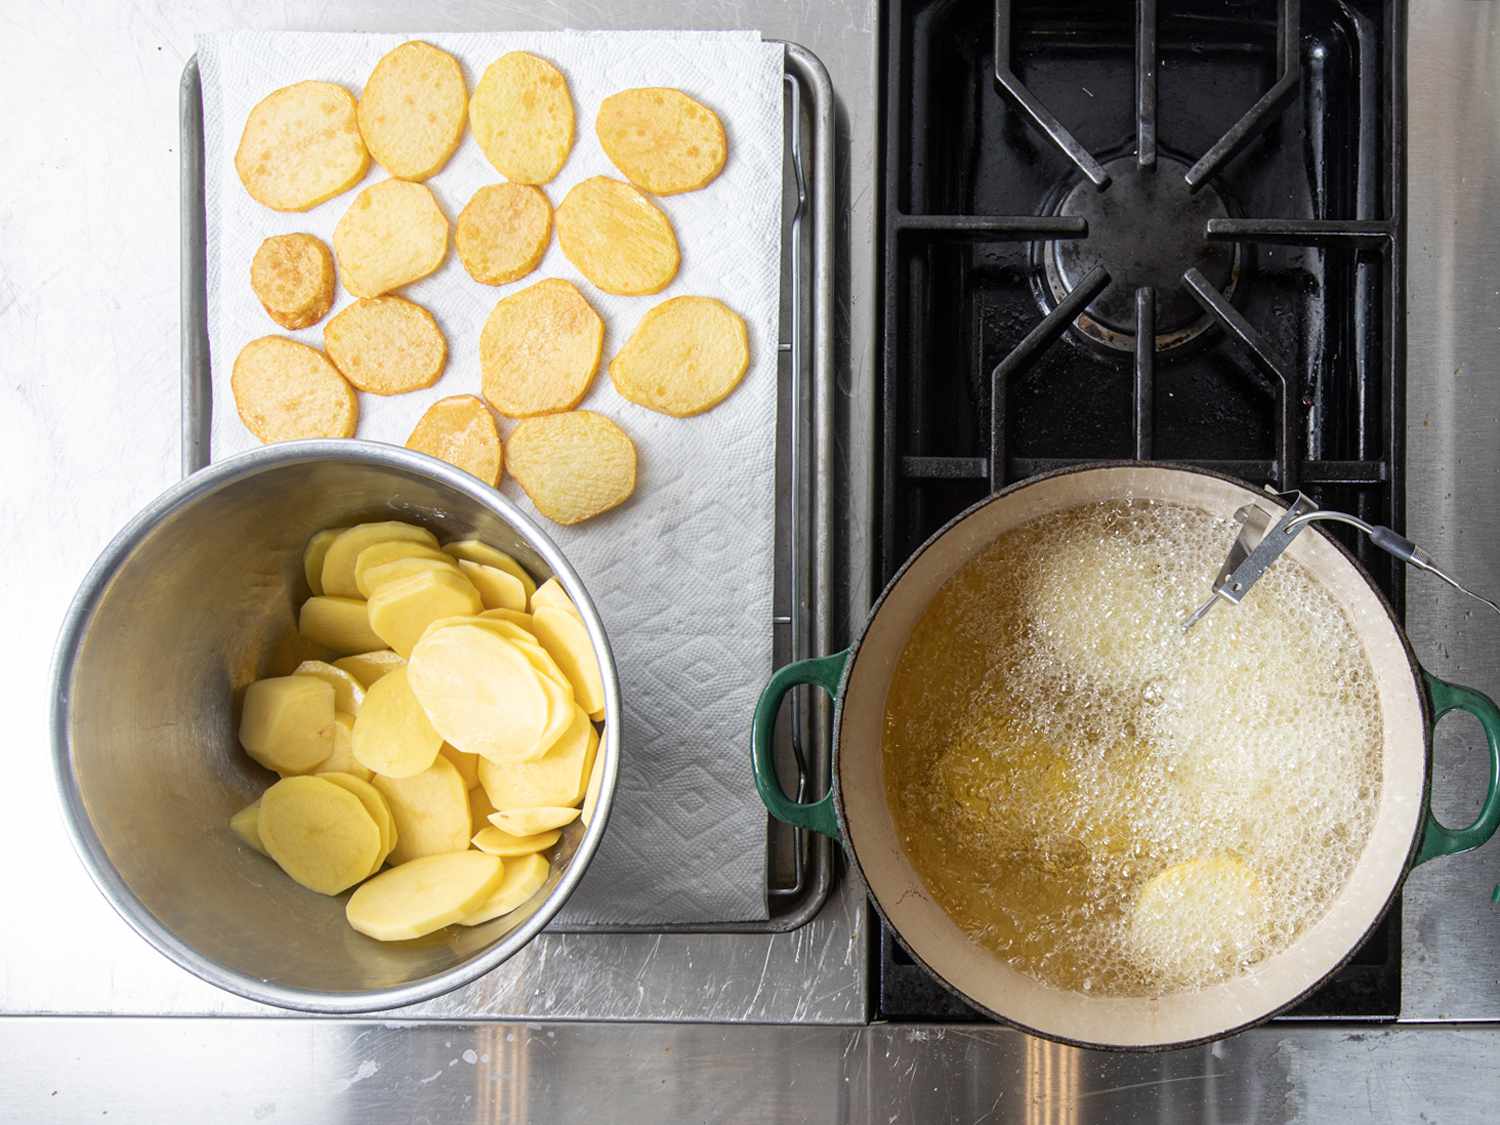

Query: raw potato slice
[
  {"left": 471, "top": 826, "right": 559, "bottom": 857},
  {"left": 462, "top": 852, "right": 550, "bottom": 926},
  {"left": 251, "top": 233, "right": 336, "bottom": 329},
  {"left": 596, "top": 87, "right": 727, "bottom": 195},
  {"left": 368, "top": 567, "right": 483, "bottom": 658},
  {"left": 488, "top": 806, "right": 578, "bottom": 836},
  {"left": 506, "top": 411, "right": 637, "bottom": 526},
  {"left": 258, "top": 776, "right": 382, "bottom": 896},
  {"left": 240, "top": 676, "right": 335, "bottom": 774},
  {"left": 230, "top": 800, "right": 267, "bottom": 856},
  {"left": 313, "top": 713, "right": 371, "bottom": 781},
  {"left": 333, "top": 179, "right": 449, "bottom": 298},
  {"left": 469, "top": 52, "right": 574, "bottom": 184},
  {"left": 347, "top": 850, "right": 504, "bottom": 941},
  {"left": 530, "top": 606, "right": 605, "bottom": 715},
  {"left": 424, "top": 614, "right": 572, "bottom": 698},
  {"left": 405, "top": 395, "right": 505, "bottom": 487},
  {"left": 324, "top": 297, "right": 447, "bottom": 395},
  {"left": 354, "top": 541, "right": 453, "bottom": 598},
  {"left": 531, "top": 673, "right": 574, "bottom": 761},
  {"left": 318, "top": 770, "right": 397, "bottom": 872},
  {"left": 358, "top": 41, "right": 467, "bottom": 181},
  {"left": 443, "top": 540, "right": 536, "bottom": 600},
  {"left": 299, "top": 596, "right": 385, "bottom": 654},
  {"left": 334, "top": 649, "right": 405, "bottom": 687},
  {"left": 479, "top": 608, "right": 534, "bottom": 630},
  {"left": 293, "top": 660, "right": 366, "bottom": 714},
  {"left": 479, "top": 279, "right": 603, "bottom": 418},
  {"left": 322, "top": 522, "right": 438, "bottom": 598},
  {"left": 235, "top": 81, "right": 369, "bottom": 212},
  {"left": 581, "top": 742, "right": 606, "bottom": 827},
  {"left": 407, "top": 623, "right": 549, "bottom": 760},
  {"left": 555, "top": 177, "right": 679, "bottom": 296},
  {"left": 478, "top": 705, "right": 597, "bottom": 809},
  {"left": 456, "top": 184, "right": 552, "bottom": 285},
  {"left": 231, "top": 337, "right": 357, "bottom": 443},
  {"left": 1129, "top": 854, "right": 1264, "bottom": 986},
  {"left": 362, "top": 558, "right": 460, "bottom": 601},
  {"left": 303, "top": 528, "right": 346, "bottom": 596},
  {"left": 352, "top": 666, "right": 444, "bottom": 778},
  {"left": 529, "top": 577, "right": 581, "bottom": 620},
  {"left": 456, "top": 559, "right": 527, "bottom": 611},
  {"left": 468, "top": 782, "right": 497, "bottom": 826},
  {"left": 440, "top": 743, "right": 481, "bottom": 789},
  {"left": 371, "top": 755, "right": 471, "bottom": 865},
  {"left": 610, "top": 297, "right": 750, "bottom": 417}
]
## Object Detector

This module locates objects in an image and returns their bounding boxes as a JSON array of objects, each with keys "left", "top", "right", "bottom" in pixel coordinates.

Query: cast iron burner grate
[{"left": 877, "top": 0, "right": 1404, "bottom": 1023}]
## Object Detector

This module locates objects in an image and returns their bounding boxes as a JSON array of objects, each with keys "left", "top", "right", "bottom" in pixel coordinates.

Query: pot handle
[
  {"left": 751, "top": 649, "right": 849, "bottom": 840},
  {"left": 1415, "top": 669, "right": 1500, "bottom": 865}
]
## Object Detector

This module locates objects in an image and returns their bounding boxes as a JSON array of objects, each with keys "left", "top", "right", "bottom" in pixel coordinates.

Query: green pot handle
[
  {"left": 750, "top": 649, "right": 849, "bottom": 840},
  {"left": 1415, "top": 668, "right": 1500, "bottom": 865}
]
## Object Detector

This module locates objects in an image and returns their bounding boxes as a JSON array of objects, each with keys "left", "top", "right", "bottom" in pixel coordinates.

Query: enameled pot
[{"left": 751, "top": 464, "right": 1500, "bottom": 1049}]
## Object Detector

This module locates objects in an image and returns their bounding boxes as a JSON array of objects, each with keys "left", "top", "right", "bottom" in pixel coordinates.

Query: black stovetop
[{"left": 876, "top": 0, "right": 1405, "bottom": 1023}]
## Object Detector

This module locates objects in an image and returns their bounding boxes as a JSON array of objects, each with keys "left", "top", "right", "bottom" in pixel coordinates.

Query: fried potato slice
[
  {"left": 405, "top": 395, "right": 504, "bottom": 486},
  {"left": 368, "top": 567, "right": 483, "bottom": 658},
  {"left": 461, "top": 852, "right": 550, "bottom": 926},
  {"left": 333, "top": 179, "right": 449, "bottom": 298},
  {"left": 230, "top": 800, "right": 268, "bottom": 856},
  {"left": 347, "top": 850, "right": 504, "bottom": 940},
  {"left": 469, "top": 52, "right": 574, "bottom": 184},
  {"left": 1128, "top": 854, "right": 1264, "bottom": 987},
  {"left": 487, "top": 806, "right": 579, "bottom": 836},
  {"left": 506, "top": 411, "right": 637, "bottom": 526},
  {"left": 407, "top": 623, "right": 549, "bottom": 761},
  {"left": 352, "top": 665, "right": 444, "bottom": 778},
  {"left": 530, "top": 606, "right": 605, "bottom": 715},
  {"left": 235, "top": 81, "right": 369, "bottom": 212},
  {"left": 455, "top": 559, "right": 527, "bottom": 611},
  {"left": 322, "top": 522, "right": 438, "bottom": 598},
  {"left": 596, "top": 87, "right": 727, "bottom": 195},
  {"left": 354, "top": 541, "right": 454, "bottom": 598},
  {"left": 333, "top": 649, "right": 405, "bottom": 688},
  {"left": 442, "top": 541, "right": 536, "bottom": 600},
  {"left": 555, "top": 176, "right": 679, "bottom": 296},
  {"left": 471, "top": 826, "right": 559, "bottom": 857},
  {"left": 250, "top": 233, "right": 335, "bottom": 329},
  {"left": 456, "top": 183, "right": 552, "bottom": 285},
  {"left": 371, "top": 755, "right": 471, "bottom": 865},
  {"left": 313, "top": 713, "right": 372, "bottom": 781},
  {"left": 239, "top": 675, "right": 335, "bottom": 774},
  {"left": 258, "top": 776, "right": 382, "bottom": 895},
  {"left": 231, "top": 337, "right": 357, "bottom": 443},
  {"left": 479, "top": 279, "right": 602, "bottom": 418},
  {"left": 478, "top": 705, "right": 597, "bottom": 809},
  {"left": 324, "top": 296, "right": 446, "bottom": 394},
  {"left": 303, "top": 528, "right": 347, "bottom": 596},
  {"left": 318, "top": 770, "right": 397, "bottom": 873},
  {"left": 610, "top": 296, "right": 750, "bottom": 417},
  {"left": 357, "top": 40, "right": 467, "bottom": 181},
  {"left": 299, "top": 595, "right": 386, "bottom": 654},
  {"left": 292, "top": 660, "right": 366, "bottom": 715}
]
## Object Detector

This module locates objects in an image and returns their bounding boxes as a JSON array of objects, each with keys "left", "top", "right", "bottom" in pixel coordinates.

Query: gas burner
[{"left": 1038, "top": 155, "right": 1241, "bottom": 353}]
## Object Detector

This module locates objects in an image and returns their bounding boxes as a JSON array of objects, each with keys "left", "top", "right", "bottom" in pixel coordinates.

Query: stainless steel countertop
[{"left": 6, "top": 0, "right": 1500, "bottom": 1120}]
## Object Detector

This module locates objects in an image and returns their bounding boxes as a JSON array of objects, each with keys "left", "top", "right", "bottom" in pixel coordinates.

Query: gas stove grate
[{"left": 877, "top": 0, "right": 1405, "bottom": 1023}]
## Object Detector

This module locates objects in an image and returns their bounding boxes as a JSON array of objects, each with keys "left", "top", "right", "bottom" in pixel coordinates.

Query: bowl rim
[{"left": 49, "top": 439, "right": 621, "bottom": 1013}]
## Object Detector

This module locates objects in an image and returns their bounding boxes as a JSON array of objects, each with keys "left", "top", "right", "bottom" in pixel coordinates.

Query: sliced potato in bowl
[
  {"left": 462, "top": 852, "right": 551, "bottom": 926},
  {"left": 487, "top": 806, "right": 579, "bottom": 836},
  {"left": 258, "top": 776, "right": 382, "bottom": 896},
  {"left": 240, "top": 675, "right": 335, "bottom": 775},
  {"left": 347, "top": 851, "right": 505, "bottom": 941},
  {"left": 371, "top": 754, "right": 471, "bottom": 866}
]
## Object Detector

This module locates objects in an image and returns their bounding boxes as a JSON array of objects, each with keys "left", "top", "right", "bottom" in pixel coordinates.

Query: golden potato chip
[
  {"left": 609, "top": 296, "right": 750, "bottom": 417},
  {"left": 406, "top": 395, "right": 504, "bottom": 485},
  {"left": 506, "top": 411, "right": 637, "bottom": 525},
  {"left": 250, "top": 233, "right": 335, "bottom": 329},
  {"left": 235, "top": 81, "right": 369, "bottom": 212},
  {"left": 479, "top": 279, "right": 602, "bottom": 417},
  {"left": 555, "top": 176, "right": 679, "bottom": 296},
  {"left": 469, "top": 52, "right": 574, "bottom": 184},
  {"left": 455, "top": 184, "right": 552, "bottom": 285},
  {"left": 332, "top": 179, "right": 449, "bottom": 298},
  {"left": 596, "top": 87, "right": 727, "bottom": 195},
  {"left": 231, "top": 337, "right": 357, "bottom": 443},
  {"left": 357, "top": 41, "right": 467, "bottom": 181},
  {"left": 323, "top": 296, "right": 446, "bottom": 395}
]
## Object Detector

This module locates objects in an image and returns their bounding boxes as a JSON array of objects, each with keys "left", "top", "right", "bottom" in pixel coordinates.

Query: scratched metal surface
[
  {"left": 5, "top": 1018, "right": 1500, "bottom": 1123},
  {"left": 1, "top": 0, "right": 874, "bottom": 1022}
]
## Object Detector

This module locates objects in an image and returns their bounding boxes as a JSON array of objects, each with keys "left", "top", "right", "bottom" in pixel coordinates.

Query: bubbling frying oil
[{"left": 882, "top": 499, "right": 1382, "bottom": 997}]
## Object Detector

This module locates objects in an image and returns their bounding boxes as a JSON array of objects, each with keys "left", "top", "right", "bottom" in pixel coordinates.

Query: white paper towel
[{"left": 196, "top": 30, "right": 784, "bottom": 924}]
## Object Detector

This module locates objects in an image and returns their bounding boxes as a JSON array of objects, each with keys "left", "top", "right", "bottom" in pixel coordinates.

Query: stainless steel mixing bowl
[{"left": 50, "top": 440, "right": 619, "bottom": 1013}]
